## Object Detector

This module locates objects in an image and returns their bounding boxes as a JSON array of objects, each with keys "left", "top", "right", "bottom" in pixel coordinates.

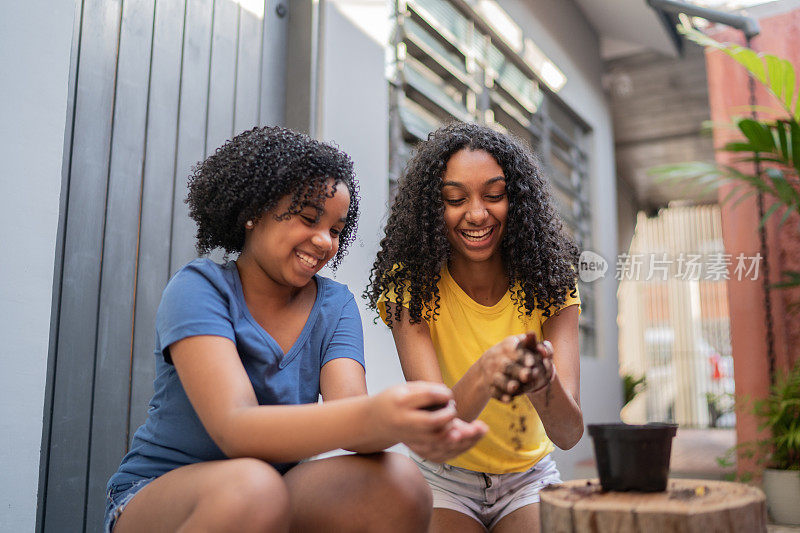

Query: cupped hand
[
  {"left": 369, "top": 381, "right": 487, "bottom": 463},
  {"left": 406, "top": 416, "right": 488, "bottom": 463},
  {"left": 479, "top": 334, "right": 530, "bottom": 386},
  {"left": 490, "top": 332, "right": 554, "bottom": 402}
]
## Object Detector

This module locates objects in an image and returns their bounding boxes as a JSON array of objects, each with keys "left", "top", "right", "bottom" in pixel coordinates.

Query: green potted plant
[
  {"left": 622, "top": 372, "right": 647, "bottom": 407},
  {"left": 706, "top": 391, "right": 734, "bottom": 428},
  {"left": 619, "top": 372, "right": 647, "bottom": 423},
  {"left": 754, "top": 361, "right": 800, "bottom": 525}
]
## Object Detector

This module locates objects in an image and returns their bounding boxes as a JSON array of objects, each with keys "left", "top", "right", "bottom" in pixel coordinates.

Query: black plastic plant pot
[{"left": 587, "top": 423, "right": 678, "bottom": 492}]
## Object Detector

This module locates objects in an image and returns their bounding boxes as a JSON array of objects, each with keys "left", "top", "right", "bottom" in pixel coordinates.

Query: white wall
[
  {"left": 318, "top": 1, "right": 403, "bottom": 394},
  {"left": 0, "top": 1, "right": 74, "bottom": 531}
]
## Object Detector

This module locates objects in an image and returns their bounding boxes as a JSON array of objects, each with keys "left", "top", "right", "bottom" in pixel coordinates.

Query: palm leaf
[
  {"left": 768, "top": 170, "right": 800, "bottom": 206},
  {"left": 679, "top": 25, "right": 798, "bottom": 118},
  {"left": 738, "top": 118, "right": 777, "bottom": 151},
  {"left": 729, "top": 121, "right": 800, "bottom": 172},
  {"left": 778, "top": 206, "right": 796, "bottom": 227},
  {"left": 765, "top": 55, "right": 796, "bottom": 111},
  {"left": 731, "top": 188, "right": 758, "bottom": 209},
  {"left": 771, "top": 270, "right": 800, "bottom": 289},
  {"left": 761, "top": 202, "right": 781, "bottom": 226},
  {"left": 777, "top": 121, "right": 789, "bottom": 160},
  {"left": 724, "top": 141, "right": 760, "bottom": 153},
  {"left": 721, "top": 183, "right": 746, "bottom": 205},
  {"left": 791, "top": 121, "right": 800, "bottom": 173},
  {"left": 729, "top": 104, "right": 789, "bottom": 118},
  {"left": 734, "top": 155, "right": 790, "bottom": 166}
]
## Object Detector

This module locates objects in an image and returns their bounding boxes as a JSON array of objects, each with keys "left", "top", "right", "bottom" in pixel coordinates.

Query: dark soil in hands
[
  {"left": 420, "top": 402, "right": 449, "bottom": 411},
  {"left": 514, "top": 335, "right": 552, "bottom": 405}
]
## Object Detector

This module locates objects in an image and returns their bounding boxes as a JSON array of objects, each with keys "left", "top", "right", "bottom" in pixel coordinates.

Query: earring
[{"left": 245, "top": 220, "right": 254, "bottom": 229}]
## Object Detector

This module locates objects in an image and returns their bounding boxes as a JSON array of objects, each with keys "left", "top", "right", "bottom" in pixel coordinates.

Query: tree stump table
[{"left": 540, "top": 479, "right": 767, "bottom": 533}]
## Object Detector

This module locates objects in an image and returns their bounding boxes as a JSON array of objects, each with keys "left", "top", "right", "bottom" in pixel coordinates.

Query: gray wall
[
  {"left": 317, "top": 1, "right": 401, "bottom": 394},
  {"left": 36, "top": 1, "right": 286, "bottom": 531},
  {"left": 0, "top": 2, "right": 75, "bottom": 532}
]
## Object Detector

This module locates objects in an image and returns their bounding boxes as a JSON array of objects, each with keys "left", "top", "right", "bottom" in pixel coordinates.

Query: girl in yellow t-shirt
[{"left": 365, "top": 122, "right": 584, "bottom": 533}]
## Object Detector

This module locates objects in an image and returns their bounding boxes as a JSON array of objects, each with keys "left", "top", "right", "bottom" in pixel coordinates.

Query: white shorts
[{"left": 411, "top": 453, "right": 561, "bottom": 530}]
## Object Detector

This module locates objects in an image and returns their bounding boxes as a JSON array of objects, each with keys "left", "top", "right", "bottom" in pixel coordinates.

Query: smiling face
[
  {"left": 242, "top": 179, "right": 350, "bottom": 288},
  {"left": 441, "top": 148, "right": 508, "bottom": 265}
]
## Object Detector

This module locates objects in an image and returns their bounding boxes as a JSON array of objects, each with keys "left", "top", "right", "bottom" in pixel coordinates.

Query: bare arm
[
  {"left": 526, "top": 305, "right": 584, "bottom": 449},
  {"left": 386, "top": 302, "right": 515, "bottom": 422},
  {"left": 318, "top": 357, "right": 380, "bottom": 453},
  {"left": 170, "top": 335, "right": 462, "bottom": 462}
]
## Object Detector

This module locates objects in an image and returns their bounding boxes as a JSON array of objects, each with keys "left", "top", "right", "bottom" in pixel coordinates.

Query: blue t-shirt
[{"left": 108, "top": 259, "right": 365, "bottom": 489}]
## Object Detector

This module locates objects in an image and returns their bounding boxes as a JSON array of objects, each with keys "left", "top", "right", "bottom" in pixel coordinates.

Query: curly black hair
[
  {"left": 365, "top": 121, "right": 578, "bottom": 325},
  {"left": 186, "top": 125, "right": 359, "bottom": 268}
]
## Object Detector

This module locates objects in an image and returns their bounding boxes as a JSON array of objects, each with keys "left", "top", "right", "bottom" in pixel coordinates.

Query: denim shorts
[
  {"left": 411, "top": 453, "right": 561, "bottom": 530},
  {"left": 103, "top": 477, "right": 155, "bottom": 533}
]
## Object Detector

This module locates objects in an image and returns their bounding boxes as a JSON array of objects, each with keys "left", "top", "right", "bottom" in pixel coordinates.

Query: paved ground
[{"left": 669, "top": 427, "right": 736, "bottom": 480}]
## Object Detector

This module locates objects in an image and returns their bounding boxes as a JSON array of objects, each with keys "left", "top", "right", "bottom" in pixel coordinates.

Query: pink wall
[{"left": 705, "top": 9, "right": 800, "bottom": 476}]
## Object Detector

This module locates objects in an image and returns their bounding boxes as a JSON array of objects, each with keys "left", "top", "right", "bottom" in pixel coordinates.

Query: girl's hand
[
  {"left": 411, "top": 416, "right": 487, "bottom": 463},
  {"left": 490, "top": 332, "right": 554, "bottom": 403},
  {"left": 478, "top": 334, "right": 529, "bottom": 385},
  {"left": 369, "top": 382, "right": 488, "bottom": 462}
]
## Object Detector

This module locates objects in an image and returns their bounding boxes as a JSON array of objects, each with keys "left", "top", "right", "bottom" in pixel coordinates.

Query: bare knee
[
  {"left": 372, "top": 453, "right": 432, "bottom": 530},
  {"left": 202, "top": 458, "right": 290, "bottom": 533}
]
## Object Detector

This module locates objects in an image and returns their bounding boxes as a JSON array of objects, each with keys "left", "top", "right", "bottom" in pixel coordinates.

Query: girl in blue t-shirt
[{"left": 105, "top": 126, "right": 487, "bottom": 533}]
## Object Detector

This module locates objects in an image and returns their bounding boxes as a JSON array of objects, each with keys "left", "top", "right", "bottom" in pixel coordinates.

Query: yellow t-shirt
[{"left": 378, "top": 266, "right": 580, "bottom": 474}]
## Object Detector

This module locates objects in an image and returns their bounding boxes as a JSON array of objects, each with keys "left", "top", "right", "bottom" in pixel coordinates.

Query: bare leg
[
  {"left": 113, "top": 458, "right": 290, "bottom": 533},
  {"left": 283, "top": 452, "right": 431, "bottom": 533},
  {"left": 430, "top": 508, "right": 487, "bottom": 533},
  {"left": 490, "top": 502, "right": 540, "bottom": 533}
]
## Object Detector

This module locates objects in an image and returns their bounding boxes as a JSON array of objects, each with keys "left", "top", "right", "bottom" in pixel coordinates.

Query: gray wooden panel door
[{"left": 39, "top": 1, "right": 287, "bottom": 531}]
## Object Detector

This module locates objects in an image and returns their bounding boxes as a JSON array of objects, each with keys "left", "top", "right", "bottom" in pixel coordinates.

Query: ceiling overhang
[{"left": 573, "top": 0, "right": 682, "bottom": 59}]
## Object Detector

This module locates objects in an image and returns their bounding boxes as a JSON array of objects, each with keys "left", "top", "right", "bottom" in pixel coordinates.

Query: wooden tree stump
[{"left": 540, "top": 478, "right": 767, "bottom": 533}]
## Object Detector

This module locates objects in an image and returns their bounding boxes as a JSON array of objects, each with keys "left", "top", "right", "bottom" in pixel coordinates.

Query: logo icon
[{"left": 579, "top": 251, "right": 607, "bottom": 283}]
